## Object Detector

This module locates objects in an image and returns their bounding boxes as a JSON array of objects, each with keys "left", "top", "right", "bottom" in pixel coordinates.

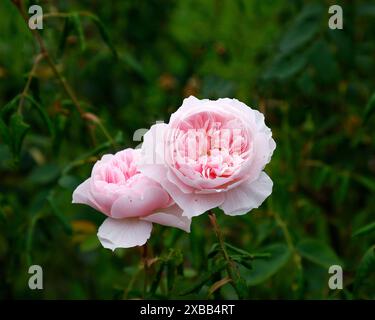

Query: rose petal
[
  {"left": 140, "top": 123, "right": 168, "bottom": 166},
  {"left": 141, "top": 163, "right": 225, "bottom": 217},
  {"left": 220, "top": 172, "right": 273, "bottom": 216},
  {"left": 72, "top": 178, "right": 103, "bottom": 212},
  {"left": 97, "top": 217, "right": 152, "bottom": 250},
  {"left": 141, "top": 204, "right": 191, "bottom": 232},
  {"left": 164, "top": 178, "right": 225, "bottom": 217},
  {"left": 110, "top": 187, "right": 170, "bottom": 219}
]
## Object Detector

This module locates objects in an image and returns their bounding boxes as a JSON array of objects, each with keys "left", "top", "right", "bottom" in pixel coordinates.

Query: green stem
[
  {"left": 208, "top": 210, "right": 244, "bottom": 299},
  {"left": 273, "top": 210, "right": 302, "bottom": 294},
  {"left": 12, "top": 0, "right": 117, "bottom": 148},
  {"left": 18, "top": 53, "right": 45, "bottom": 113}
]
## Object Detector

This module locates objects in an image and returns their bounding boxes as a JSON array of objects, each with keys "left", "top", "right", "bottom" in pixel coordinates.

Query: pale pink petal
[
  {"left": 110, "top": 187, "right": 170, "bottom": 219},
  {"left": 140, "top": 123, "right": 168, "bottom": 166},
  {"left": 220, "top": 172, "right": 273, "bottom": 216},
  {"left": 141, "top": 204, "right": 191, "bottom": 232},
  {"left": 138, "top": 164, "right": 168, "bottom": 184},
  {"left": 163, "top": 178, "right": 225, "bottom": 217},
  {"left": 72, "top": 178, "right": 103, "bottom": 212},
  {"left": 97, "top": 217, "right": 152, "bottom": 250},
  {"left": 141, "top": 164, "right": 225, "bottom": 217}
]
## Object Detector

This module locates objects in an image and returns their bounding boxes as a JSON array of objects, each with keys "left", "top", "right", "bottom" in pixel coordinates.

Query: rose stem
[{"left": 207, "top": 210, "right": 245, "bottom": 299}]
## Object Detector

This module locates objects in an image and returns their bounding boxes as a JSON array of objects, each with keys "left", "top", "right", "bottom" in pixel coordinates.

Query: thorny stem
[
  {"left": 208, "top": 210, "right": 244, "bottom": 299},
  {"left": 12, "top": 0, "right": 117, "bottom": 148}
]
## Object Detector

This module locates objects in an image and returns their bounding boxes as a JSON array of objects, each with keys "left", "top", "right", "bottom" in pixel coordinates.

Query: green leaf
[
  {"left": 9, "top": 113, "right": 30, "bottom": 159},
  {"left": 26, "top": 212, "right": 44, "bottom": 266},
  {"left": 243, "top": 243, "right": 291, "bottom": 286},
  {"left": 58, "top": 16, "right": 74, "bottom": 56},
  {"left": 354, "top": 174, "right": 375, "bottom": 192},
  {"left": 120, "top": 51, "right": 146, "bottom": 79},
  {"left": 28, "top": 164, "right": 60, "bottom": 185},
  {"left": 263, "top": 53, "right": 307, "bottom": 81},
  {"left": 180, "top": 261, "right": 227, "bottom": 296},
  {"left": 58, "top": 175, "right": 80, "bottom": 190},
  {"left": 363, "top": 92, "right": 375, "bottom": 123},
  {"left": 279, "top": 4, "right": 323, "bottom": 54},
  {"left": 149, "top": 262, "right": 166, "bottom": 296},
  {"left": 47, "top": 194, "right": 73, "bottom": 234},
  {"left": 80, "top": 234, "right": 100, "bottom": 252},
  {"left": 352, "top": 221, "right": 375, "bottom": 238},
  {"left": 225, "top": 242, "right": 271, "bottom": 259},
  {"left": 0, "top": 117, "right": 10, "bottom": 145},
  {"left": 71, "top": 13, "right": 86, "bottom": 52},
  {"left": 231, "top": 255, "right": 253, "bottom": 270},
  {"left": 336, "top": 174, "right": 350, "bottom": 204},
  {"left": 354, "top": 246, "right": 375, "bottom": 292},
  {"left": 297, "top": 238, "right": 343, "bottom": 268},
  {"left": 24, "top": 95, "right": 54, "bottom": 137},
  {"left": 87, "top": 14, "right": 118, "bottom": 59},
  {"left": 0, "top": 95, "right": 20, "bottom": 119}
]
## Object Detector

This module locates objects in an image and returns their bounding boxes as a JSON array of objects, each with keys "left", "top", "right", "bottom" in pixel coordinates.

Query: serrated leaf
[
  {"left": 243, "top": 243, "right": 291, "bottom": 286},
  {"left": 297, "top": 238, "right": 343, "bottom": 268},
  {"left": 352, "top": 221, "right": 375, "bottom": 238}
]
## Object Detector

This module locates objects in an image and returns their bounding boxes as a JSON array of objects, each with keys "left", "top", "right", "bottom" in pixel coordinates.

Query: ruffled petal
[
  {"left": 97, "top": 217, "right": 152, "bottom": 250},
  {"left": 110, "top": 187, "right": 170, "bottom": 219},
  {"left": 220, "top": 172, "right": 273, "bottom": 216},
  {"left": 141, "top": 164, "right": 225, "bottom": 217},
  {"left": 141, "top": 204, "right": 191, "bottom": 232},
  {"left": 72, "top": 178, "right": 103, "bottom": 212}
]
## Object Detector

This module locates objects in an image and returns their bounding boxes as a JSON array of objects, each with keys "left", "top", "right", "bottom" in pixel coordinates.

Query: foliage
[{"left": 0, "top": 0, "right": 374, "bottom": 299}]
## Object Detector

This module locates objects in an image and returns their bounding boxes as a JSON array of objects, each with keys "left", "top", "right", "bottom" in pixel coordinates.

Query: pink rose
[
  {"left": 140, "top": 96, "right": 276, "bottom": 218},
  {"left": 72, "top": 148, "right": 191, "bottom": 250}
]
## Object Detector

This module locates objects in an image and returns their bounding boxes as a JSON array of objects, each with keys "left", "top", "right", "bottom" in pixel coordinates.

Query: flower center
[{"left": 171, "top": 112, "right": 251, "bottom": 179}]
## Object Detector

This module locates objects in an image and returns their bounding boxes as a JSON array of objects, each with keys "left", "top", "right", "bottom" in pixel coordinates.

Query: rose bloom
[
  {"left": 72, "top": 149, "right": 190, "bottom": 250},
  {"left": 140, "top": 96, "right": 276, "bottom": 218}
]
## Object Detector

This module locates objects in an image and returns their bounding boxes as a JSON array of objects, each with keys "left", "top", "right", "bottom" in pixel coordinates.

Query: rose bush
[
  {"left": 72, "top": 148, "right": 191, "bottom": 250},
  {"left": 140, "top": 96, "right": 276, "bottom": 218}
]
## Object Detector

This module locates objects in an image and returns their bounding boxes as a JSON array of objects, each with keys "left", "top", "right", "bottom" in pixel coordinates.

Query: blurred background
[{"left": 0, "top": 0, "right": 374, "bottom": 299}]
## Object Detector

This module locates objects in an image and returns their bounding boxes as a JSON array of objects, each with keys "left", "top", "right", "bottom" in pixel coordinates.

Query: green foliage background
[{"left": 0, "top": 0, "right": 374, "bottom": 299}]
